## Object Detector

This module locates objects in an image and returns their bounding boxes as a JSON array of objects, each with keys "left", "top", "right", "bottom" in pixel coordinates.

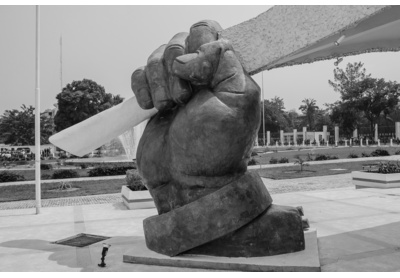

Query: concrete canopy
[{"left": 221, "top": 5, "right": 400, "bottom": 74}]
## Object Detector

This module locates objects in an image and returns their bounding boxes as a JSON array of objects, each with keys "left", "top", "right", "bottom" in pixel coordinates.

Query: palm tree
[{"left": 299, "top": 98, "right": 319, "bottom": 130}]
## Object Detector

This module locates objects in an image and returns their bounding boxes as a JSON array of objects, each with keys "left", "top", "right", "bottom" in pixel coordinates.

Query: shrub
[
  {"left": 251, "top": 152, "right": 258, "bottom": 157},
  {"left": 269, "top": 157, "right": 278, "bottom": 164},
  {"left": 88, "top": 165, "right": 135, "bottom": 177},
  {"left": 377, "top": 161, "right": 400, "bottom": 174},
  {"left": 293, "top": 155, "right": 309, "bottom": 172},
  {"left": 0, "top": 171, "right": 26, "bottom": 183},
  {"left": 278, "top": 157, "right": 289, "bottom": 163},
  {"left": 40, "top": 164, "right": 53, "bottom": 170},
  {"left": 348, "top": 152, "right": 359, "bottom": 158},
  {"left": 395, "top": 150, "right": 400, "bottom": 155},
  {"left": 79, "top": 163, "right": 88, "bottom": 169},
  {"left": 327, "top": 155, "right": 339, "bottom": 160},
  {"left": 315, "top": 154, "right": 339, "bottom": 161},
  {"left": 126, "top": 170, "right": 146, "bottom": 191},
  {"left": 52, "top": 169, "right": 79, "bottom": 179},
  {"left": 315, "top": 154, "right": 328, "bottom": 161},
  {"left": 41, "top": 174, "right": 52, "bottom": 180},
  {"left": 248, "top": 158, "right": 257, "bottom": 165},
  {"left": 362, "top": 152, "right": 371, "bottom": 157},
  {"left": 370, "top": 149, "right": 390, "bottom": 157}
]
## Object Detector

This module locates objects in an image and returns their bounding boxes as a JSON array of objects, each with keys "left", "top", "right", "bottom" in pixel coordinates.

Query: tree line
[
  {"left": 1, "top": 62, "right": 399, "bottom": 146},
  {"left": 259, "top": 62, "right": 400, "bottom": 139}
]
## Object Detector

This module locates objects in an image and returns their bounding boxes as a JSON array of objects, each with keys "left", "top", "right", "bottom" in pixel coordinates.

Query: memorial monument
[
  {"left": 49, "top": 5, "right": 400, "bottom": 264},
  {"left": 131, "top": 20, "right": 305, "bottom": 257}
]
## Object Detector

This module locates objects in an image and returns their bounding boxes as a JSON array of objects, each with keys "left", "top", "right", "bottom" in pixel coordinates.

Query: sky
[{"left": 0, "top": 4, "right": 399, "bottom": 116}]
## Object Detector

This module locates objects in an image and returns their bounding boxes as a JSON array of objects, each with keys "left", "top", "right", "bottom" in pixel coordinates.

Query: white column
[
  {"left": 378, "top": 139, "right": 381, "bottom": 146},
  {"left": 396, "top": 122, "right": 400, "bottom": 140},
  {"left": 323, "top": 125, "right": 327, "bottom": 142},
  {"left": 267, "top": 131, "right": 270, "bottom": 146},
  {"left": 366, "top": 139, "right": 369, "bottom": 146},
  {"left": 334, "top": 126, "right": 339, "bottom": 142},
  {"left": 303, "top": 127, "right": 307, "bottom": 142},
  {"left": 293, "top": 129, "right": 297, "bottom": 146},
  {"left": 374, "top": 124, "right": 378, "bottom": 141},
  {"left": 353, "top": 128, "right": 358, "bottom": 138},
  {"left": 360, "top": 138, "right": 363, "bottom": 146},
  {"left": 345, "top": 140, "right": 348, "bottom": 147},
  {"left": 390, "top": 139, "right": 393, "bottom": 146},
  {"left": 280, "top": 130, "right": 284, "bottom": 145}
]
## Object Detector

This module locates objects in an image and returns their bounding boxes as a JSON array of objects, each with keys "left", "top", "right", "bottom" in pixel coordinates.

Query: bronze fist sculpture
[{"left": 131, "top": 20, "right": 305, "bottom": 257}]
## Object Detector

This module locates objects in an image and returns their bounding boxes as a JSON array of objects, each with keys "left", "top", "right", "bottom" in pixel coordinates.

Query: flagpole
[
  {"left": 35, "top": 5, "right": 41, "bottom": 214},
  {"left": 262, "top": 72, "right": 265, "bottom": 146}
]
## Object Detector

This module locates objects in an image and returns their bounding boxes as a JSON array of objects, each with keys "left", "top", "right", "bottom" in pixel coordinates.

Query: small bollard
[{"left": 98, "top": 243, "right": 111, "bottom": 268}]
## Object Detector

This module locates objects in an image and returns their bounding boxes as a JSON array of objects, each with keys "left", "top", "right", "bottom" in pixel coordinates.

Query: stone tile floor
[{"left": 1, "top": 172, "right": 400, "bottom": 271}]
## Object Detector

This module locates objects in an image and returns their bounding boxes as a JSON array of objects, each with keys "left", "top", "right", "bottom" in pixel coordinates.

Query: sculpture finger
[
  {"left": 164, "top": 32, "right": 192, "bottom": 105},
  {"left": 172, "top": 39, "right": 245, "bottom": 92},
  {"left": 186, "top": 20, "right": 223, "bottom": 54},
  {"left": 131, "top": 66, "right": 154, "bottom": 109},
  {"left": 146, "top": 44, "right": 174, "bottom": 111}
]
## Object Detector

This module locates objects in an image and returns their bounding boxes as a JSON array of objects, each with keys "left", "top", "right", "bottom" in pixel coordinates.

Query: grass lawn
[
  {"left": 253, "top": 146, "right": 400, "bottom": 165},
  {"left": 252, "top": 159, "right": 392, "bottom": 180},
  {"left": 0, "top": 178, "right": 128, "bottom": 203}
]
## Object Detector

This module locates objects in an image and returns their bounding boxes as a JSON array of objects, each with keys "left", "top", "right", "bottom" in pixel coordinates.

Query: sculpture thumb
[{"left": 49, "top": 96, "right": 157, "bottom": 157}]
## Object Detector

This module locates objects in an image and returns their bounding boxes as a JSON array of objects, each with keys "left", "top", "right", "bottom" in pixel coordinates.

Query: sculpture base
[{"left": 123, "top": 229, "right": 320, "bottom": 272}]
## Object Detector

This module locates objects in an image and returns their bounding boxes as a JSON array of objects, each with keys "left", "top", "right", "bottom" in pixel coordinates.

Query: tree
[
  {"left": 299, "top": 98, "right": 319, "bottom": 130},
  {"left": 327, "top": 101, "right": 362, "bottom": 136},
  {"left": 328, "top": 62, "right": 400, "bottom": 136},
  {"left": 54, "top": 79, "right": 124, "bottom": 132},
  {"left": 328, "top": 61, "right": 370, "bottom": 98},
  {"left": 0, "top": 105, "right": 54, "bottom": 145}
]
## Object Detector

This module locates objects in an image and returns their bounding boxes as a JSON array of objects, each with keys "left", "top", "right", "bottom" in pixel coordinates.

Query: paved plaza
[{"left": 1, "top": 173, "right": 400, "bottom": 272}]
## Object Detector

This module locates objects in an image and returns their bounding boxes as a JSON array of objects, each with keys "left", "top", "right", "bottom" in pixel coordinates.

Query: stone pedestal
[{"left": 123, "top": 229, "right": 320, "bottom": 272}]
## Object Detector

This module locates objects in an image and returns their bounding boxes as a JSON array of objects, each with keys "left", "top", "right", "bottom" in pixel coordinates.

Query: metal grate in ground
[{"left": 52, "top": 233, "right": 110, "bottom": 248}]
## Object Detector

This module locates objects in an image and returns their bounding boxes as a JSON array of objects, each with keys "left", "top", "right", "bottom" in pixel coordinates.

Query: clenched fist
[{"left": 131, "top": 20, "right": 260, "bottom": 214}]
